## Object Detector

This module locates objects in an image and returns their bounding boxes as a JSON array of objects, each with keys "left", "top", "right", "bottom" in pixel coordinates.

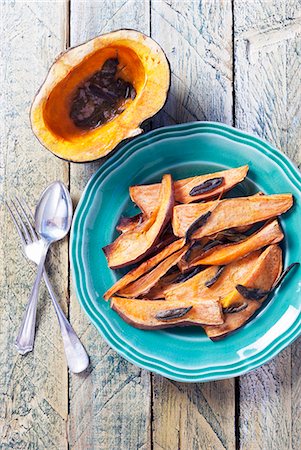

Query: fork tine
[
  {"left": 15, "top": 196, "right": 38, "bottom": 241},
  {"left": 10, "top": 199, "right": 32, "bottom": 244},
  {"left": 5, "top": 201, "right": 27, "bottom": 246}
]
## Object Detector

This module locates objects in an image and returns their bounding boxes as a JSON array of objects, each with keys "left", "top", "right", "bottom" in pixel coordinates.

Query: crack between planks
[
  {"left": 150, "top": 372, "right": 154, "bottom": 450},
  {"left": 235, "top": 377, "right": 240, "bottom": 450},
  {"left": 65, "top": 2, "right": 71, "bottom": 450},
  {"left": 232, "top": 4, "right": 239, "bottom": 448},
  {"left": 149, "top": 0, "right": 152, "bottom": 38},
  {"left": 65, "top": 0, "right": 71, "bottom": 49},
  {"left": 232, "top": 0, "right": 236, "bottom": 128}
]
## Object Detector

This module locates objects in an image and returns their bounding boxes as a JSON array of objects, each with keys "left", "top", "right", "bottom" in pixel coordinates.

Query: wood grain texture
[
  {"left": 151, "top": 0, "right": 233, "bottom": 127},
  {"left": 234, "top": 1, "right": 301, "bottom": 449},
  {"left": 151, "top": 2, "right": 235, "bottom": 450},
  {"left": 0, "top": 1, "right": 69, "bottom": 448},
  {"left": 153, "top": 377, "right": 235, "bottom": 450},
  {"left": 68, "top": 2, "right": 152, "bottom": 449}
]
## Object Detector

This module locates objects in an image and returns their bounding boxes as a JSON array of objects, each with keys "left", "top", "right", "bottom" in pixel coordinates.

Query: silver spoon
[{"left": 15, "top": 182, "right": 89, "bottom": 373}]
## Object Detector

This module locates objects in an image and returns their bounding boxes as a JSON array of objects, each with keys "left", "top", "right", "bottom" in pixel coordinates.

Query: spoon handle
[
  {"left": 15, "top": 244, "right": 48, "bottom": 354},
  {"left": 43, "top": 271, "right": 89, "bottom": 373}
]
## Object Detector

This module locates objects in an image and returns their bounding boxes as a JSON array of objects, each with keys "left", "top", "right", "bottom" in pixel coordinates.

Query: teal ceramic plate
[{"left": 70, "top": 122, "right": 301, "bottom": 382}]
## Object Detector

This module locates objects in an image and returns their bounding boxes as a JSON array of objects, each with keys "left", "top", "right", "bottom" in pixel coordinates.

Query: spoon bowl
[{"left": 35, "top": 181, "right": 73, "bottom": 242}]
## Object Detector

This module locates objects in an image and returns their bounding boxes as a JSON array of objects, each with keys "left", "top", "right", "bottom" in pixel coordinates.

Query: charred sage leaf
[
  {"left": 236, "top": 262, "right": 300, "bottom": 300},
  {"left": 174, "top": 266, "right": 205, "bottom": 284},
  {"left": 205, "top": 266, "right": 225, "bottom": 288},
  {"left": 223, "top": 302, "right": 248, "bottom": 314},
  {"left": 216, "top": 230, "right": 248, "bottom": 243},
  {"left": 201, "top": 239, "right": 225, "bottom": 253},
  {"left": 186, "top": 211, "right": 211, "bottom": 241},
  {"left": 272, "top": 262, "right": 299, "bottom": 290},
  {"left": 184, "top": 241, "right": 204, "bottom": 261},
  {"left": 165, "top": 265, "right": 181, "bottom": 277},
  {"left": 70, "top": 58, "right": 136, "bottom": 130},
  {"left": 235, "top": 284, "right": 268, "bottom": 300},
  {"left": 189, "top": 177, "right": 224, "bottom": 196},
  {"left": 155, "top": 306, "right": 193, "bottom": 321}
]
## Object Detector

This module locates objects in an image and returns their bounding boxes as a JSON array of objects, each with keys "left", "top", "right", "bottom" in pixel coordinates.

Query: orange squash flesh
[
  {"left": 146, "top": 271, "right": 182, "bottom": 299},
  {"left": 103, "top": 174, "right": 174, "bottom": 269},
  {"left": 30, "top": 30, "right": 170, "bottom": 162},
  {"left": 118, "top": 245, "right": 188, "bottom": 297},
  {"left": 103, "top": 237, "right": 186, "bottom": 300},
  {"left": 165, "top": 251, "right": 261, "bottom": 302},
  {"left": 111, "top": 297, "right": 224, "bottom": 329},
  {"left": 204, "top": 245, "right": 282, "bottom": 339},
  {"left": 172, "top": 194, "right": 293, "bottom": 239},
  {"left": 220, "top": 245, "right": 282, "bottom": 308},
  {"left": 188, "top": 220, "right": 284, "bottom": 267},
  {"left": 130, "top": 165, "right": 249, "bottom": 215}
]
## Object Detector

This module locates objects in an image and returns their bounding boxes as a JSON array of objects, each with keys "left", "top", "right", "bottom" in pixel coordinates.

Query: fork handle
[
  {"left": 15, "top": 244, "right": 49, "bottom": 354},
  {"left": 43, "top": 272, "right": 89, "bottom": 373}
]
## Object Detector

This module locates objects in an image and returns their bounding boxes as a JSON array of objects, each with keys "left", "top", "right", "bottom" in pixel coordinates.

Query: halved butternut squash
[
  {"left": 130, "top": 165, "right": 249, "bottom": 215},
  {"left": 111, "top": 297, "right": 224, "bottom": 329},
  {"left": 31, "top": 30, "right": 170, "bottom": 162},
  {"left": 103, "top": 174, "right": 174, "bottom": 268},
  {"left": 204, "top": 245, "right": 282, "bottom": 339},
  {"left": 187, "top": 220, "right": 284, "bottom": 266},
  {"left": 172, "top": 194, "right": 293, "bottom": 239}
]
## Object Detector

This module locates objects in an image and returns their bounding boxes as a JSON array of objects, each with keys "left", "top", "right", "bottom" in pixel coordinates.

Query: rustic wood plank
[
  {"left": 151, "top": 2, "right": 235, "bottom": 449},
  {"left": 285, "top": 4, "right": 301, "bottom": 449},
  {"left": 153, "top": 378, "right": 236, "bottom": 450},
  {"left": 234, "top": 1, "right": 301, "bottom": 449},
  {"left": 68, "top": 2, "right": 152, "bottom": 449},
  {"left": 152, "top": 0, "right": 233, "bottom": 128},
  {"left": 0, "top": 1, "right": 69, "bottom": 448}
]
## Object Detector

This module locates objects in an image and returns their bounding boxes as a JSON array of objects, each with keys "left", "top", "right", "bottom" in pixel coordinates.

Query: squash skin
[
  {"left": 30, "top": 29, "right": 170, "bottom": 162},
  {"left": 116, "top": 214, "right": 143, "bottom": 233}
]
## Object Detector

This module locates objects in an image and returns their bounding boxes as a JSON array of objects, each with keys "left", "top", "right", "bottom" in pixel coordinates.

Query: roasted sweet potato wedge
[
  {"left": 146, "top": 270, "right": 182, "bottom": 299},
  {"left": 103, "top": 238, "right": 186, "bottom": 300},
  {"left": 165, "top": 251, "right": 261, "bottom": 302},
  {"left": 172, "top": 194, "right": 293, "bottom": 239},
  {"left": 220, "top": 244, "right": 282, "bottom": 308},
  {"left": 111, "top": 296, "right": 224, "bottom": 329},
  {"left": 118, "top": 245, "right": 189, "bottom": 297},
  {"left": 103, "top": 174, "right": 174, "bottom": 268},
  {"left": 116, "top": 214, "right": 143, "bottom": 233},
  {"left": 130, "top": 165, "right": 249, "bottom": 215},
  {"left": 187, "top": 220, "right": 284, "bottom": 267},
  {"left": 204, "top": 245, "right": 282, "bottom": 339}
]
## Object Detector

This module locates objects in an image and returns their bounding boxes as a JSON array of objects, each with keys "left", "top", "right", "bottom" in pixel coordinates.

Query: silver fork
[{"left": 6, "top": 196, "right": 89, "bottom": 373}]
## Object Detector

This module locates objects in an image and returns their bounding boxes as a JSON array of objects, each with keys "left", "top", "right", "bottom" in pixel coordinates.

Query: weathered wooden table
[{"left": 1, "top": 1, "right": 300, "bottom": 449}]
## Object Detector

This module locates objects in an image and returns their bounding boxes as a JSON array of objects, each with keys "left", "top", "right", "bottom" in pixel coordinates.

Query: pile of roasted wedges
[{"left": 102, "top": 165, "right": 297, "bottom": 339}]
